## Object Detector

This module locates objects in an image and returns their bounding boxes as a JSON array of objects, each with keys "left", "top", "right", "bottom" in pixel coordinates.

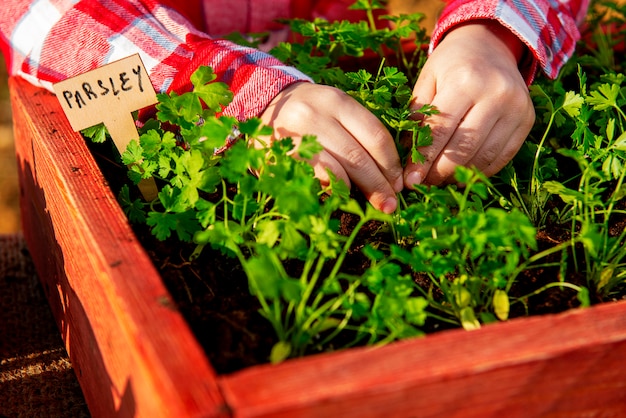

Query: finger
[
  {"left": 403, "top": 71, "right": 436, "bottom": 188},
  {"left": 464, "top": 104, "right": 533, "bottom": 178},
  {"left": 421, "top": 100, "right": 496, "bottom": 185},
  {"left": 404, "top": 90, "right": 477, "bottom": 187},
  {"left": 409, "top": 72, "right": 435, "bottom": 126},
  {"left": 307, "top": 149, "right": 351, "bottom": 189},
  {"left": 318, "top": 123, "right": 399, "bottom": 214},
  {"left": 410, "top": 69, "right": 436, "bottom": 112},
  {"left": 335, "top": 98, "right": 404, "bottom": 193}
]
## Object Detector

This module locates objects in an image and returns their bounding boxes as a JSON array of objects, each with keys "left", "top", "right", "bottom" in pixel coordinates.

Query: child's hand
[
  {"left": 259, "top": 82, "right": 403, "bottom": 213},
  {"left": 405, "top": 21, "right": 536, "bottom": 188}
]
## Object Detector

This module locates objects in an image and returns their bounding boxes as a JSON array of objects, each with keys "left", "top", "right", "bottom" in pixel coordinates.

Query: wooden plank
[
  {"left": 11, "top": 75, "right": 626, "bottom": 418},
  {"left": 9, "top": 76, "right": 228, "bottom": 418},
  {"left": 219, "top": 299, "right": 626, "bottom": 417}
]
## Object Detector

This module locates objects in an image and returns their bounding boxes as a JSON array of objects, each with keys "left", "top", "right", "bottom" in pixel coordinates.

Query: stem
[
  {"left": 297, "top": 254, "right": 327, "bottom": 319},
  {"left": 529, "top": 111, "right": 556, "bottom": 223},
  {"left": 423, "top": 311, "right": 460, "bottom": 326},
  {"left": 316, "top": 279, "right": 361, "bottom": 345},
  {"left": 291, "top": 252, "right": 328, "bottom": 349},
  {"left": 365, "top": 3, "right": 377, "bottom": 33},
  {"left": 506, "top": 237, "right": 578, "bottom": 292},
  {"left": 512, "top": 281, "right": 584, "bottom": 302},
  {"left": 328, "top": 217, "right": 368, "bottom": 279},
  {"left": 221, "top": 179, "right": 230, "bottom": 227},
  {"left": 236, "top": 249, "right": 286, "bottom": 340}
]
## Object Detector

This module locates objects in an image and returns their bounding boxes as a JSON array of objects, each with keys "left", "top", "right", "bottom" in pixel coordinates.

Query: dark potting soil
[{"left": 86, "top": 138, "right": 618, "bottom": 375}]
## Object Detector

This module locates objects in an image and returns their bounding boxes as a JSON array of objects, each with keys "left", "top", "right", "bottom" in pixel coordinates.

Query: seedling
[{"left": 81, "top": 1, "right": 626, "bottom": 362}]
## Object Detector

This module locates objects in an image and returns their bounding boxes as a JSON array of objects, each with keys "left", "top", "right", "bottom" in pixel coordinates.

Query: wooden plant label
[{"left": 53, "top": 53, "right": 158, "bottom": 200}]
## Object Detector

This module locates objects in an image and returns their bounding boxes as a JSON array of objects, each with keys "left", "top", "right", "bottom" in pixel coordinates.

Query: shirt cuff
[
  {"left": 429, "top": 0, "right": 568, "bottom": 85},
  {"left": 169, "top": 37, "right": 313, "bottom": 121}
]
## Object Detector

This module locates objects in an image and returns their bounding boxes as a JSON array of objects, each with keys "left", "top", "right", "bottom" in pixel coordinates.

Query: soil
[{"left": 85, "top": 138, "right": 623, "bottom": 375}]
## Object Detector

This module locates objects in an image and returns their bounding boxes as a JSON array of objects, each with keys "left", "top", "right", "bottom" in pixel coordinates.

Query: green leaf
[
  {"left": 231, "top": 193, "right": 259, "bottom": 221},
  {"left": 194, "top": 81, "right": 233, "bottom": 113},
  {"left": 158, "top": 185, "right": 185, "bottom": 212},
  {"left": 561, "top": 91, "right": 584, "bottom": 117},
  {"left": 270, "top": 341, "right": 292, "bottom": 364},
  {"left": 127, "top": 167, "right": 144, "bottom": 185},
  {"left": 296, "top": 135, "right": 324, "bottom": 160},
  {"left": 606, "top": 118, "right": 616, "bottom": 142},
  {"left": 543, "top": 181, "right": 584, "bottom": 204},
  {"left": 459, "top": 307, "right": 481, "bottom": 331},
  {"left": 597, "top": 267, "right": 614, "bottom": 292},
  {"left": 493, "top": 289, "right": 510, "bottom": 321},
  {"left": 586, "top": 83, "right": 620, "bottom": 111},
  {"left": 238, "top": 117, "right": 273, "bottom": 137},
  {"left": 612, "top": 131, "right": 626, "bottom": 151},
  {"left": 193, "top": 116, "right": 238, "bottom": 150},
  {"left": 349, "top": 0, "right": 385, "bottom": 11},
  {"left": 376, "top": 294, "right": 404, "bottom": 318},
  {"left": 454, "top": 284, "right": 472, "bottom": 309},
  {"left": 246, "top": 253, "right": 283, "bottom": 299},
  {"left": 340, "top": 199, "right": 365, "bottom": 218},
  {"left": 146, "top": 210, "right": 200, "bottom": 242},
  {"left": 276, "top": 221, "right": 309, "bottom": 259},
  {"left": 193, "top": 222, "right": 243, "bottom": 256},
  {"left": 382, "top": 66, "right": 408, "bottom": 86},
  {"left": 311, "top": 317, "right": 342, "bottom": 334},
  {"left": 578, "top": 222, "right": 603, "bottom": 258},
  {"left": 156, "top": 91, "right": 202, "bottom": 127},
  {"left": 118, "top": 184, "right": 146, "bottom": 223},
  {"left": 146, "top": 211, "right": 176, "bottom": 240},
  {"left": 139, "top": 129, "right": 164, "bottom": 158},
  {"left": 121, "top": 139, "right": 144, "bottom": 165},
  {"left": 81, "top": 123, "right": 108, "bottom": 143},
  {"left": 280, "top": 278, "right": 304, "bottom": 301},
  {"left": 347, "top": 292, "right": 371, "bottom": 319},
  {"left": 189, "top": 66, "right": 234, "bottom": 112},
  {"left": 219, "top": 141, "right": 265, "bottom": 181},
  {"left": 405, "top": 297, "right": 428, "bottom": 326},
  {"left": 362, "top": 244, "right": 385, "bottom": 261},
  {"left": 577, "top": 287, "right": 590, "bottom": 307},
  {"left": 190, "top": 65, "right": 217, "bottom": 87}
]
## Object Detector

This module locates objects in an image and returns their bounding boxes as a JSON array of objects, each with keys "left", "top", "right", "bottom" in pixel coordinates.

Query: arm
[
  {"left": 404, "top": 0, "right": 590, "bottom": 188},
  {"left": 0, "top": 0, "right": 404, "bottom": 213},
  {"left": 431, "top": 0, "right": 591, "bottom": 82},
  {"left": 0, "top": 0, "right": 311, "bottom": 121}
]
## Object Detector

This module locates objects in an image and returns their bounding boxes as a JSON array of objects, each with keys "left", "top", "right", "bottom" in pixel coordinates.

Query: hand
[
  {"left": 405, "top": 21, "right": 536, "bottom": 188},
  {"left": 260, "top": 82, "right": 404, "bottom": 213}
]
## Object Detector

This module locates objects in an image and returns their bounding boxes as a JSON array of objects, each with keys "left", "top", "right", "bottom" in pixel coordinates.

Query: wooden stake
[{"left": 53, "top": 54, "right": 158, "bottom": 201}]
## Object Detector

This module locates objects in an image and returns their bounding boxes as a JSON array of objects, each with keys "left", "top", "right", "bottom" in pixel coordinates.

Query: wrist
[
  {"left": 482, "top": 21, "right": 528, "bottom": 65},
  {"left": 445, "top": 20, "right": 528, "bottom": 66}
]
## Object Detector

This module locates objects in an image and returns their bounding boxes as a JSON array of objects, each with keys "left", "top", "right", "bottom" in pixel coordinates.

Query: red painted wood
[
  {"left": 9, "top": 76, "right": 228, "bottom": 418},
  {"left": 219, "top": 300, "right": 626, "bottom": 417},
  {"left": 10, "top": 76, "right": 626, "bottom": 418}
]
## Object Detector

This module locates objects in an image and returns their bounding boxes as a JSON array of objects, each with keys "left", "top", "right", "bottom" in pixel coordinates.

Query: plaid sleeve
[
  {"left": 0, "top": 0, "right": 312, "bottom": 120},
  {"left": 430, "top": 0, "right": 591, "bottom": 82}
]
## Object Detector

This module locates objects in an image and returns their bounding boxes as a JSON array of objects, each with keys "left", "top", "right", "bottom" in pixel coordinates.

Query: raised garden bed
[{"left": 10, "top": 69, "right": 626, "bottom": 417}]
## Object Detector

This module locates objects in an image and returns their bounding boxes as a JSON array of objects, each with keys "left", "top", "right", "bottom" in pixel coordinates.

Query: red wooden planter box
[{"left": 9, "top": 76, "right": 626, "bottom": 417}]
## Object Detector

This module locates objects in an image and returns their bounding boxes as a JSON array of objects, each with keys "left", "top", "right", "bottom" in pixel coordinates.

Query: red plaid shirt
[
  {"left": 432, "top": 0, "right": 590, "bottom": 82},
  {"left": 0, "top": 0, "right": 588, "bottom": 120}
]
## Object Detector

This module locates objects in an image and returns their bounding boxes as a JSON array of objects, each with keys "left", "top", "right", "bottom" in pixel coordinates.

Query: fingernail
[
  {"left": 393, "top": 176, "right": 404, "bottom": 193},
  {"left": 406, "top": 171, "right": 422, "bottom": 188},
  {"left": 381, "top": 197, "right": 397, "bottom": 214}
]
